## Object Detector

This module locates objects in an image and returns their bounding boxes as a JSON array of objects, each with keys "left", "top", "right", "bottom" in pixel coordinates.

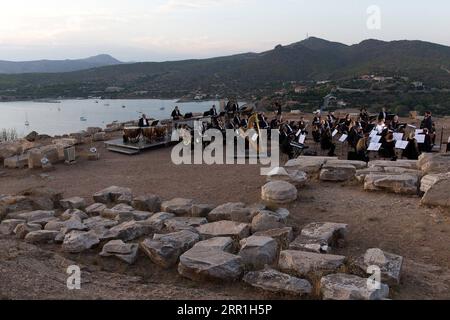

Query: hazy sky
[{"left": 0, "top": 0, "right": 448, "bottom": 62}]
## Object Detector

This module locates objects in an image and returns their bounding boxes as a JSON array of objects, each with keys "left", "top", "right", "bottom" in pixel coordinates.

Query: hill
[
  {"left": 0, "top": 38, "right": 449, "bottom": 99},
  {"left": 0, "top": 54, "right": 122, "bottom": 74}
]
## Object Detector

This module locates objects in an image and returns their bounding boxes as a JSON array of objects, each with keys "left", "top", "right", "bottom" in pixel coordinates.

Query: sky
[{"left": 0, "top": 0, "right": 449, "bottom": 62}]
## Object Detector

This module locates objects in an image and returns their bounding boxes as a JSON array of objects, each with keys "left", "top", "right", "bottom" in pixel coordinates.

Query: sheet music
[
  {"left": 395, "top": 140, "right": 409, "bottom": 150},
  {"left": 298, "top": 134, "right": 306, "bottom": 144},
  {"left": 332, "top": 129, "right": 338, "bottom": 137},
  {"left": 252, "top": 133, "right": 259, "bottom": 142},
  {"left": 415, "top": 129, "right": 424, "bottom": 136},
  {"left": 368, "top": 143, "right": 382, "bottom": 151},
  {"left": 393, "top": 133, "right": 404, "bottom": 141},
  {"left": 407, "top": 124, "right": 417, "bottom": 129},
  {"left": 416, "top": 134, "right": 426, "bottom": 144},
  {"left": 369, "top": 130, "right": 378, "bottom": 138},
  {"left": 339, "top": 134, "right": 348, "bottom": 143},
  {"left": 370, "top": 135, "right": 381, "bottom": 144}
]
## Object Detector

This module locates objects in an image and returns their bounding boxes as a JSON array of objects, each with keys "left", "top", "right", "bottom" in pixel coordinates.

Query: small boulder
[
  {"left": 191, "top": 204, "right": 215, "bottom": 218},
  {"left": 24, "top": 230, "right": 59, "bottom": 244},
  {"left": 164, "top": 217, "right": 208, "bottom": 232},
  {"left": 85, "top": 203, "right": 107, "bottom": 216},
  {"left": 93, "top": 186, "right": 133, "bottom": 204},
  {"left": 243, "top": 267, "right": 312, "bottom": 296},
  {"left": 140, "top": 230, "right": 200, "bottom": 268},
  {"left": 253, "top": 227, "right": 294, "bottom": 250},
  {"left": 364, "top": 174, "right": 419, "bottom": 195},
  {"left": 161, "top": 198, "right": 194, "bottom": 216},
  {"left": 132, "top": 194, "right": 162, "bottom": 212},
  {"left": 320, "top": 273, "right": 389, "bottom": 300},
  {"left": 290, "top": 222, "right": 348, "bottom": 253},
  {"left": 60, "top": 197, "right": 86, "bottom": 210},
  {"left": 178, "top": 247, "right": 243, "bottom": 281},
  {"left": 261, "top": 181, "right": 297, "bottom": 205},
  {"left": 251, "top": 210, "right": 286, "bottom": 233},
  {"left": 14, "top": 223, "right": 42, "bottom": 239},
  {"left": 196, "top": 221, "right": 250, "bottom": 240},
  {"left": 320, "top": 164, "right": 356, "bottom": 182},
  {"left": 239, "top": 236, "right": 279, "bottom": 270},
  {"left": 208, "top": 202, "right": 252, "bottom": 222},
  {"left": 0, "top": 219, "right": 26, "bottom": 235},
  {"left": 100, "top": 240, "right": 139, "bottom": 264},
  {"left": 193, "top": 237, "right": 235, "bottom": 253},
  {"left": 279, "top": 250, "right": 346, "bottom": 279},
  {"left": 62, "top": 230, "right": 100, "bottom": 253}
]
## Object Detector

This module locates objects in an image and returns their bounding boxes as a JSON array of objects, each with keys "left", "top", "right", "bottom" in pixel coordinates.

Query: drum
[
  {"left": 123, "top": 127, "right": 141, "bottom": 143},
  {"left": 142, "top": 127, "right": 156, "bottom": 143}
]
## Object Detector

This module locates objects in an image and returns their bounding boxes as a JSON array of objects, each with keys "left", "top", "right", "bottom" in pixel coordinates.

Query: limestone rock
[
  {"left": 364, "top": 174, "right": 419, "bottom": 195},
  {"left": 421, "top": 174, "right": 450, "bottom": 208},
  {"left": 355, "top": 167, "right": 384, "bottom": 183},
  {"left": 253, "top": 227, "right": 294, "bottom": 250},
  {"left": 266, "top": 167, "right": 308, "bottom": 187},
  {"left": 62, "top": 230, "right": 100, "bottom": 253},
  {"left": 261, "top": 181, "right": 297, "bottom": 205},
  {"left": 93, "top": 186, "right": 133, "bottom": 204},
  {"left": 320, "top": 273, "right": 389, "bottom": 300},
  {"left": 178, "top": 247, "right": 243, "bottom": 281},
  {"left": 83, "top": 216, "right": 118, "bottom": 230},
  {"left": 208, "top": 202, "right": 252, "bottom": 222},
  {"left": 164, "top": 217, "right": 208, "bottom": 232},
  {"left": 45, "top": 216, "right": 87, "bottom": 232},
  {"left": 290, "top": 222, "right": 348, "bottom": 253},
  {"left": 103, "top": 220, "right": 152, "bottom": 241},
  {"left": 14, "top": 223, "right": 42, "bottom": 239},
  {"left": 16, "top": 210, "right": 56, "bottom": 224},
  {"left": 251, "top": 210, "right": 286, "bottom": 233},
  {"left": 24, "top": 230, "right": 59, "bottom": 244},
  {"left": 132, "top": 211, "right": 154, "bottom": 221},
  {"left": 193, "top": 237, "right": 234, "bottom": 253},
  {"left": 369, "top": 160, "right": 418, "bottom": 170},
  {"left": 351, "top": 248, "right": 403, "bottom": 286},
  {"left": 132, "top": 194, "right": 161, "bottom": 212},
  {"left": 196, "top": 221, "right": 250, "bottom": 240},
  {"left": 0, "top": 219, "right": 26, "bottom": 235},
  {"left": 243, "top": 267, "right": 312, "bottom": 296},
  {"left": 191, "top": 204, "right": 215, "bottom": 217},
  {"left": 85, "top": 203, "right": 107, "bottom": 216},
  {"left": 285, "top": 156, "right": 337, "bottom": 177},
  {"left": 100, "top": 240, "right": 139, "bottom": 264},
  {"left": 239, "top": 236, "right": 279, "bottom": 270},
  {"left": 325, "top": 160, "right": 367, "bottom": 169},
  {"left": 4, "top": 154, "right": 28, "bottom": 169},
  {"left": 161, "top": 198, "right": 194, "bottom": 216},
  {"left": 141, "top": 230, "right": 200, "bottom": 268},
  {"left": 320, "top": 164, "right": 356, "bottom": 182},
  {"left": 279, "top": 250, "right": 346, "bottom": 278},
  {"left": 138, "top": 212, "right": 175, "bottom": 232},
  {"left": 419, "top": 154, "right": 450, "bottom": 174},
  {"left": 60, "top": 197, "right": 86, "bottom": 210},
  {"left": 102, "top": 204, "right": 134, "bottom": 221},
  {"left": 61, "top": 209, "right": 88, "bottom": 221}
]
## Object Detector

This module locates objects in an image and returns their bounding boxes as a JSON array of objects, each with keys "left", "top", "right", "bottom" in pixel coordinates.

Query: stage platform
[{"left": 105, "top": 139, "right": 169, "bottom": 155}]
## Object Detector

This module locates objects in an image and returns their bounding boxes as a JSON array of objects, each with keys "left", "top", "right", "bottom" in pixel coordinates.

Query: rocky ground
[{"left": 1, "top": 112, "right": 450, "bottom": 300}]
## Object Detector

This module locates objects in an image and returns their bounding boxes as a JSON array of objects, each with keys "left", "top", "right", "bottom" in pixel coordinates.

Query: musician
[
  {"left": 421, "top": 111, "right": 436, "bottom": 145},
  {"left": 378, "top": 107, "right": 387, "bottom": 122},
  {"left": 210, "top": 105, "right": 218, "bottom": 117},
  {"left": 270, "top": 117, "right": 280, "bottom": 129},
  {"left": 418, "top": 128, "right": 433, "bottom": 153},
  {"left": 327, "top": 111, "right": 337, "bottom": 127},
  {"left": 139, "top": 114, "right": 150, "bottom": 127},
  {"left": 232, "top": 113, "right": 241, "bottom": 128},
  {"left": 380, "top": 130, "right": 397, "bottom": 161},
  {"left": 259, "top": 113, "right": 270, "bottom": 129},
  {"left": 312, "top": 111, "right": 321, "bottom": 126},
  {"left": 171, "top": 106, "right": 183, "bottom": 120},
  {"left": 375, "top": 119, "right": 386, "bottom": 134},
  {"left": 402, "top": 132, "right": 419, "bottom": 160},
  {"left": 320, "top": 126, "right": 336, "bottom": 157},
  {"left": 279, "top": 124, "right": 294, "bottom": 159},
  {"left": 240, "top": 114, "right": 249, "bottom": 128},
  {"left": 360, "top": 107, "right": 369, "bottom": 123},
  {"left": 356, "top": 132, "right": 370, "bottom": 162},
  {"left": 389, "top": 115, "right": 401, "bottom": 132}
]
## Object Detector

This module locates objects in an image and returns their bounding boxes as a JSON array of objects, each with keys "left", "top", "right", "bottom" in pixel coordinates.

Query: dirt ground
[{"left": 1, "top": 112, "right": 450, "bottom": 300}]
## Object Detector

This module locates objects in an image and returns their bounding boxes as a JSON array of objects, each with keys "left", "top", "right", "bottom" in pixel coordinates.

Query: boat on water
[
  {"left": 80, "top": 116, "right": 87, "bottom": 122},
  {"left": 25, "top": 113, "right": 30, "bottom": 126},
  {"left": 122, "top": 105, "right": 126, "bottom": 108},
  {"left": 105, "top": 103, "right": 110, "bottom": 106},
  {"left": 160, "top": 107, "right": 165, "bottom": 111}
]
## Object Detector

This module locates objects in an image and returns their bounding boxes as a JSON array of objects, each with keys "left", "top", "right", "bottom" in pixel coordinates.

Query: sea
[{"left": 0, "top": 99, "right": 222, "bottom": 137}]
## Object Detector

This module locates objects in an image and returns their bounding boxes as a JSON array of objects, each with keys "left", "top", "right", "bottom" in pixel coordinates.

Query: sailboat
[{"left": 25, "top": 113, "right": 30, "bottom": 127}]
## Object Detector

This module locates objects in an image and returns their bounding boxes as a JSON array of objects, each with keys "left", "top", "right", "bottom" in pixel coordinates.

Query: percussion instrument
[
  {"left": 123, "top": 127, "right": 141, "bottom": 143},
  {"left": 142, "top": 125, "right": 168, "bottom": 143}
]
